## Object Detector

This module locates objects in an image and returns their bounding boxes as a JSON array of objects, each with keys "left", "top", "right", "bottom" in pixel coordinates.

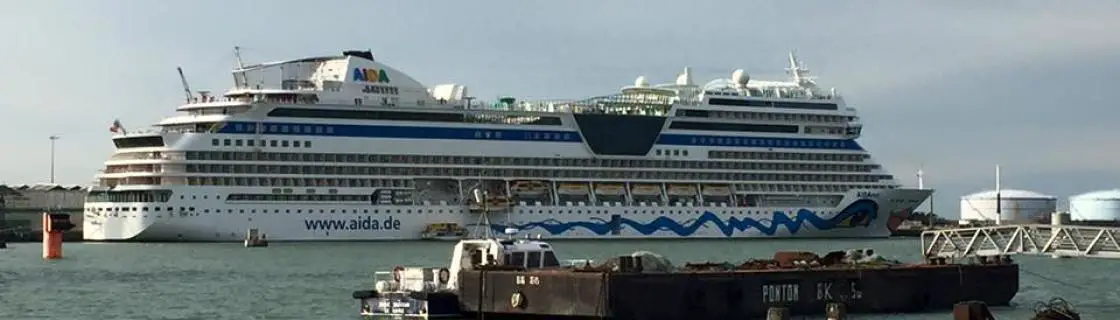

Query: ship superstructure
[{"left": 82, "top": 49, "right": 931, "bottom": 241}]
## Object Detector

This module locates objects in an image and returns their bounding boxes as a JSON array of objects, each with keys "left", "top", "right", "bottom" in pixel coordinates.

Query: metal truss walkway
[{"left": 921, "top": 224, "right": 1120, "bottom": 259}]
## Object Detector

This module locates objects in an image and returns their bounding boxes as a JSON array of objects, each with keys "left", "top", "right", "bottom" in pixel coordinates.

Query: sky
[{"left": 1, "top": 1, "right": 1118, "bottom": 218}]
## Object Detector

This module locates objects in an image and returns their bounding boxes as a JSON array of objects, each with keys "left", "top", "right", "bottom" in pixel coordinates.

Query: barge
[{"left": 352, "top": 231, "right": 1018, "bottom": 319}]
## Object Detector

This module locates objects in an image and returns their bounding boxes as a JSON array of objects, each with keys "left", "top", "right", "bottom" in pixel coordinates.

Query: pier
[{"left": 921, "top": 213, "right": 1120, "bottom": 259}]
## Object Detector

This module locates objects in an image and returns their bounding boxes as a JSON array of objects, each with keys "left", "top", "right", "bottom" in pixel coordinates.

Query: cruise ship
[{"left": 82, "top": 49, "right": 932, "bottom": 241}]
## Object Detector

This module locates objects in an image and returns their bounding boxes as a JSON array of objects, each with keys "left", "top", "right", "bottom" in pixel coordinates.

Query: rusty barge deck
[
  {"left": 456, "top": 261, "right": 1018, "bottom": 319},
  {"left": 352, "top": 236, "right": 1020, "bottom": 320}
]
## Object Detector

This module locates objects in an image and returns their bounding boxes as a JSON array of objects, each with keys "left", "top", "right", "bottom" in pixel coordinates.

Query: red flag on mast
[{"left": 109, "top": 119, "right": 123, "bottom": 133}]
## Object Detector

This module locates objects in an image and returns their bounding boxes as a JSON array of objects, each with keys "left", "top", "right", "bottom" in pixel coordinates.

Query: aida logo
[{"left": 353, "top": 67, "right": 390, "bottom": 83}]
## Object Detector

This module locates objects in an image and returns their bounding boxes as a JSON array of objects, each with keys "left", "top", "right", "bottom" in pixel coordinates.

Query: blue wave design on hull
[{"left": 493, "top": 199, "right": 880, "bottom": 237}]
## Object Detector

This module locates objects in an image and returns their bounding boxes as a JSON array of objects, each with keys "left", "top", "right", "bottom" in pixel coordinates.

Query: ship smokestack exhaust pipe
[{"left": 342, "top": 50, "right": 374, "bottom": 61}]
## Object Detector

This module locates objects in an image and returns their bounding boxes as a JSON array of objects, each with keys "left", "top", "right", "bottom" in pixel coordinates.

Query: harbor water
[{"left": 1, "top": 238, "right": 1118, "bottom": 319}]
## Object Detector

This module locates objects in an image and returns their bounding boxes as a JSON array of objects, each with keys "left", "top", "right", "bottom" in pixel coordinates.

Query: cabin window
[
  {"left": 543, "top": 252, "right": 560, "bottom": 267},
  {"left": 470, "top": 250, "right": 482, "bottom": 266},
  {"left": 527, "top": 251, "right": 542, "bottom": 268},
  {"left": 510, "top": 252, "right": 526, "bottom": 267}
]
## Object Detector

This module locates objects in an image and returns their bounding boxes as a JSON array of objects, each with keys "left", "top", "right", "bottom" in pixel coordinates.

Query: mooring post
[
  {"left": 41, "top": 213, "right": 75, "bottom": 260},
  {"left": 826, "top": 302, "right": 847, "bottom": 320},
  {"left": 766, "top": 306, "right": 790, "bottom": 320},
  {"left": 1050, "top": 212, "right": 1070, "bottom": 259}
]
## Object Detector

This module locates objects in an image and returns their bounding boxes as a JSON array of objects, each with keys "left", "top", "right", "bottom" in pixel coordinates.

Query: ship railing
[
  {"left": 109, "top": 153, "right": 180, "bottom": 161},
  {"left": 921, "top": 224, "right": 1120, "bottom": 260},
  {"left": 470, "top": 92, "right": 689, "bottom": 113},
  {"left": 180, "top": 93, "right": 319, "bottom": 109},
  {"left": 111, "top": 128, "right": 167, "bottom": 137},
  {"left": 184, "top": 96, "right": 253, "bottom": 105},
  {"left": 563, "top": 259, "right": 595, "bottom": 267},
  {"left": 703, "top": 81, "right": 842, "bottom": 101},
  {"left": 111, "top": 128, "right": 198, "bottom": 136}
]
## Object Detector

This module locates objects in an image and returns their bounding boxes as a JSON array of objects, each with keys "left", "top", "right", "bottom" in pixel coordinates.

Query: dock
[{"left": 922, "top": 212, "right": 1120, "bottom": 259}]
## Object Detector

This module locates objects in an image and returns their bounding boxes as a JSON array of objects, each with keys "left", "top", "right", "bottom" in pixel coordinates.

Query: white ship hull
[{"left": 82, "top": 187, "right": 929, "bottom": 241}]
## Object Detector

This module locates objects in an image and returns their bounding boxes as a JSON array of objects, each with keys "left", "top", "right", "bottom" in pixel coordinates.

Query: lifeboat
[
  {"left": 667, "top": 184, "right": 698, "bottom": 196},
  {"left": 510, "top": 180, "right": 549, "bottom": 195},
  {"left": 594, "top": 183, "right": 626, "bottom": 195},
  {"left": 701, "top": 185, "right": 732, "bottom": 196},
  {"left": 420, "top": 223, "right": 469, "bottom": 241},
  {"left": 557, "top": 183, "right": 589, "bottom": 195},
  {"left": 470, "top": 196, "right": 511, "bottom": 211},
  {"left": 630, "top": 184, "right": 662, "bottom": 195}
]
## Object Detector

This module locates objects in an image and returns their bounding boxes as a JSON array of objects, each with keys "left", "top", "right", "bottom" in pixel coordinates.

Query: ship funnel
[{"left": 342, "top": 50, "right": 374, "bottom": 61}]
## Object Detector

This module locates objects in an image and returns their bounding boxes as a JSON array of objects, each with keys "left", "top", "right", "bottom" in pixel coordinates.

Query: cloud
[{"left": 815, "top": 3, "right": 1120, "bottom": 103}]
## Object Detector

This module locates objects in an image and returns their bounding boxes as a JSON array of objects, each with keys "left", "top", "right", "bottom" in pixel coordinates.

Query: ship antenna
[
  {"left": 470, "top": 186, "right": 493, "bottom": 239},
  {"left": 785, "top": 50, "right": 814, "bottom": 86},
  {"left": 234, "top": 46, "right": 245, "bottom": 69},
  {"left": 786, "top": 51, "right": 803, "bottom": 84},
  {"left": 916, "top": 165, "right": 925, "bottom": 190},
  {"left": 917, "top": 164, "right": 935, "bottom": 225},
  {"left": 481, "top": 200, "right": 492, "bottom": 239},
  {"left": 176, "top": 67, "right": 193, "bottom": 102},
  {"left": 995, "top": 165, "right": 1002, "bottom": 225},
  {"left": 233, "top": 46, "right": 250, "bottom": 88}
]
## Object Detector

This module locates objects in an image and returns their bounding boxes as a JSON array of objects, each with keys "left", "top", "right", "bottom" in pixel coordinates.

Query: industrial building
[
  {"left": 1069, "top": 189, "right": 1120, "bottom": 222},
  {"left": 959, "top": 189, "right": 1056, "bottom": 225},
  {"left": 0, "top": 183, "right": 87, "bottom": 241}
]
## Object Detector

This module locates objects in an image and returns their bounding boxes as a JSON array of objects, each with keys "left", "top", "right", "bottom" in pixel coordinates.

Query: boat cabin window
[
  {"left": 504, "top": 250, "right": 561, "bottom": 268},
  {"left": 470, "top": 249, "right": 483, "bottom": 266},
  {"left": 527, "top": 252, "right": 541, "bottom": 268},
  {"left": 508, "top": 252, "right": 526, "bottom": 267},
  {"left": 543, "top": 251, "right": 560, "bottom": 267}
]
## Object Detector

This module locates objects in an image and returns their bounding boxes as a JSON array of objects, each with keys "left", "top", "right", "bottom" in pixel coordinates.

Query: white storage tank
[
  {"left": 959, "top": 189, "right": 1056, "bottom": 224},
  {"left": 1069, "top": 190, "right": 1120, "bottom": 222}
]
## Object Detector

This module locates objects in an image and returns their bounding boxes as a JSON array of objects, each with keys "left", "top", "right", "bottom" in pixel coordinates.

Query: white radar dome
[
  {"left": 634, "top": 76, "right": 648, "bottom": 88},
  {"left": 731, "top": 69, "right": 750, "bottom": 88}
]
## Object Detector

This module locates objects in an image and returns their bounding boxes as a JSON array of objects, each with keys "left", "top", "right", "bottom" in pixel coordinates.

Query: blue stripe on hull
[
  {"left": 493, "top": 199, "right": 880, "bottom": 237},
  {"left": 217, "top": 121, "right": 862, "bottom": 150}
]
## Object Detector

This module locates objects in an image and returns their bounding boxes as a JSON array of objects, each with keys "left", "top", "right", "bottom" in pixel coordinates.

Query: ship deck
[{"left": 456, "top": 262, "right": 1018, "bottom": 319}]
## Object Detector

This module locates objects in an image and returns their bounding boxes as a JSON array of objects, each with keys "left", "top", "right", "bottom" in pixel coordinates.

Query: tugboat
[
  {"left": 353, "top": 227, "right": 554, "bottom": 319},
  {"left": 353, "top": 187, "right": 566, "bottom": 319},
  {"left": 243, "top": 228, "right": 268, "bottom": 247},
  {"left": 419, "top": 223, "right": 469, "bottom": 241}
]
